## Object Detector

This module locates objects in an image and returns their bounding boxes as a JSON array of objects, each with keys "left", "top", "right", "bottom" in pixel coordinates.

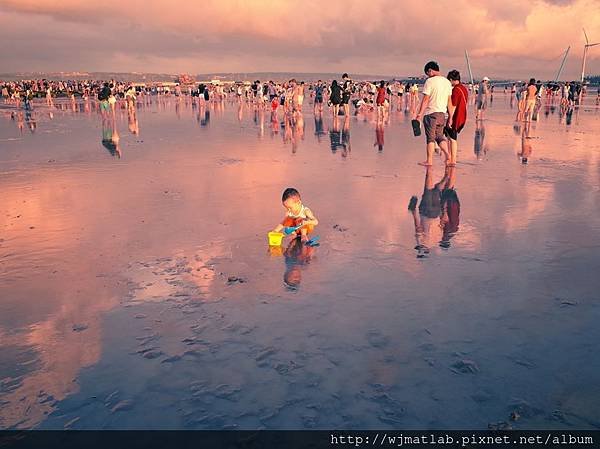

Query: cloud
[{"left": 0, "top": 0, "right": 599, "bottom": 78}]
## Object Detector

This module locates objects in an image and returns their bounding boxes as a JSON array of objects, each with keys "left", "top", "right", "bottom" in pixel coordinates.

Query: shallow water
[{"left": 1, "top": 94, "right": 600, "bottom": 429}]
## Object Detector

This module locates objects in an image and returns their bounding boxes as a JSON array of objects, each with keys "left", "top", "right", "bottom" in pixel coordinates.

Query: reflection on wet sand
[
  {"left": 408, "top": 166, "right": 460, "bottom": 258},
  {"left": 329, "top": 115, "right": 351, "bottom": 156},
  {"left": 282, "top": 238, "right": 316, "bottom": 291},
  {"left": 1, "top": 91, "right": 600, "bottom": 430},
  {"left": 519, "top": 121, "right": 533, "bottom": 164},
  {"left": 0, "top": 272, "right": 125, "bottom": 428},
  {"left": 101, "top": 117, "right": 122, "bottom": 158},
  {"left": 374, "top": 122, "right": 384, "bottom": 152},
  {"left": 474, "top": 120, "right": 487, "bottom": 159}
]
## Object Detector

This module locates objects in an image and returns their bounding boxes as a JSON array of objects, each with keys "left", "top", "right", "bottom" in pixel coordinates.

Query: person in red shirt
[
  {"left": 446, "top": 70, "right": 468, "bottom": 166},
  {"left": 376, "top": 80, "right": 386, "bottom": 122}
]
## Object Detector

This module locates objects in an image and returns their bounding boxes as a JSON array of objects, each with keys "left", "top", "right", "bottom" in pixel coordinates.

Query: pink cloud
[{"left": 1, "top": 0, "right": 598, "bottom": 78}]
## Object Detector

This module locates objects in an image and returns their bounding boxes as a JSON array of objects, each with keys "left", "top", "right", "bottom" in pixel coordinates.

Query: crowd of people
[
  {"left": 1, "top": 70, "right": 597, "bottom": 163},
  {"left": 2, "top": 67, "right": 599, "bottom": 263}
]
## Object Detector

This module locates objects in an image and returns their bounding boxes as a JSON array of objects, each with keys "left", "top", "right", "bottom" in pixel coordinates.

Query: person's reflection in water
[
  {"left": 519, "top": 121, "right": 533, "bottom": 164},
  {"left": 283, "top": 237, "right": 315, "bottom": 291},
  {"left": 101, "top": 117, "right": 122, "bottom": 158},
  {"left": 270, "top": 110, "right": 279, "bottom": 136},
  {"left": 474, "top": 120, "right": 487, "bottom": 159},
  {"left": 314, "top": 112, "right": 326, "bottom": 142},
  {"left": 439, "top": 166, "right": 460, "bottom": 249},
  {"left": 200, "top": 108, "right": 210, "bottom": 127},
  {"left": 512, "top": 122, "right": 521, "bottom": 136},
  {"left": 127, "top": 107, "right": 139, "bottom": 135},
  {"left": 565, "top": 106, "right": 574, "bottom": 126},
  {"left": 258, "top": 108, "right": 265, "bottom": 137},
  {"left": 16, "top": 111, "right": 24, "bottom": 133},
  {"left": 374, "top": 122, "right": 384, "bottom": 152},
  {"left": 175, "top": 98, "right": 181, "bottom": 119},
  {"left": 293, "top": 112, "right": 304, "bottom": 143},
  {"left": 341, "top": 115, "right": 351, "bottom": 157},
  {"left": 25, "top": 109, "right": 36, "bottom": 133},
  {"left": 329, "top": 115, "right": 351, "bottom": 157},
  {"left": 408, "top": 166, "right": 449, "bottom": 258},
  {"left": 238, "top": 101, "right": 244, "bottom": 122},
  {"left": 282, "top": 115, "right": 294, "bottom": 151}
]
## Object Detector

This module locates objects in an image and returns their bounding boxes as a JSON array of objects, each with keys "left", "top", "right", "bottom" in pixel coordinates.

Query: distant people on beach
[
  {"left": 329, "top": 80, "right": 342, "bottom": 118},
  {"left": 376, "top": 80, "right": 386, "bottom": 122},
  {"left": 98, "top": 82, "right": 112, "bottom": 119},
  {"left": 341, "top": 73, "right": 353, "bottom": 117},
  {"left": 313, "top": 80, "right": 325, "bottom": 114},
  {"left": 524, "top": 78, "right": 538, "bottom": 122},
  {"left": 475, "top": 77, "right": 490, "bottom": 120}
]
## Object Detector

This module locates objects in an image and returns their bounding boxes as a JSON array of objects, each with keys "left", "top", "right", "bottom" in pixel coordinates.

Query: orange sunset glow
[{"left": 1, "top": 0, "right": 599, "bottom": 78}]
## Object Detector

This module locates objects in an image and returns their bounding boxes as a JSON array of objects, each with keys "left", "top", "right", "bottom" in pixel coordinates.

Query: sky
[{"left": 1, "top": 0, "right": 599, "bottom": 79}]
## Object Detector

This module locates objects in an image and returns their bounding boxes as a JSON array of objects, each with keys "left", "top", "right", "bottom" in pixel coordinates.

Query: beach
[{"left": 1, "top": 92, "right": 600, "bottom": 430}]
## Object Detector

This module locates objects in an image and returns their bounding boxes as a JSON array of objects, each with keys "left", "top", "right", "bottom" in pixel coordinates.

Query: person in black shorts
[
  {"left": 330, "top": 80, "right": 342, "bottom": 117},
  {"left": 313, "top": 80, "right": 325, "bottom": 113},
  {"left": 341, "top": 73, "right": 352, "bottom": 116}
]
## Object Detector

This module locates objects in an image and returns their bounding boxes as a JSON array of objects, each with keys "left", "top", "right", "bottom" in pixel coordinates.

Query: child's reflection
[{"left": 283, "top": 238, "right": 315, "bottom": 291}]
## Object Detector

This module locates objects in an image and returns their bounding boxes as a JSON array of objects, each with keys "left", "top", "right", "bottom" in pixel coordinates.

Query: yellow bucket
[{"left": 268, "top": 231, "right": 284, "bottom": 246}]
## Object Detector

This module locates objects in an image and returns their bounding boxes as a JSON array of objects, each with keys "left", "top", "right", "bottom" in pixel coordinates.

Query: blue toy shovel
[
  {"left": 283, "top": 224, "right": 304, "bottom": 235},
  {"left": 306, "top": 236, "right": 320, "bottom": 247}
]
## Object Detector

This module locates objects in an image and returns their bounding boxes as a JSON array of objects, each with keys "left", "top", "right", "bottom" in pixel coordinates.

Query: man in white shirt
[{"left": 416, "top": 61, "right": 452, "bottom": 166}]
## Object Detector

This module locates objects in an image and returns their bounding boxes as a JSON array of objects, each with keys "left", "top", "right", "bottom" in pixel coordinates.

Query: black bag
[{"left": 411, "top": 119, "right": 421, "bottom": 137}]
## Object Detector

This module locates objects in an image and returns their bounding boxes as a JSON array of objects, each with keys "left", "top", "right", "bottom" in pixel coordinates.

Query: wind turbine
[
  {"left": 579, "top": 28, "right": 600, "bottom": 105},
  {"left": 554, "top": 46, "right": 570, "bottom": 82},
  {"left": 464, "top": 50, "right": 474, "bottom": 85}
]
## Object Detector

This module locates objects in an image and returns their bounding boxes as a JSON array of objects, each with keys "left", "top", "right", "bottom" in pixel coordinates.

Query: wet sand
[{"left": 1, "top": 94, "right": 600, "bottom": 429}]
